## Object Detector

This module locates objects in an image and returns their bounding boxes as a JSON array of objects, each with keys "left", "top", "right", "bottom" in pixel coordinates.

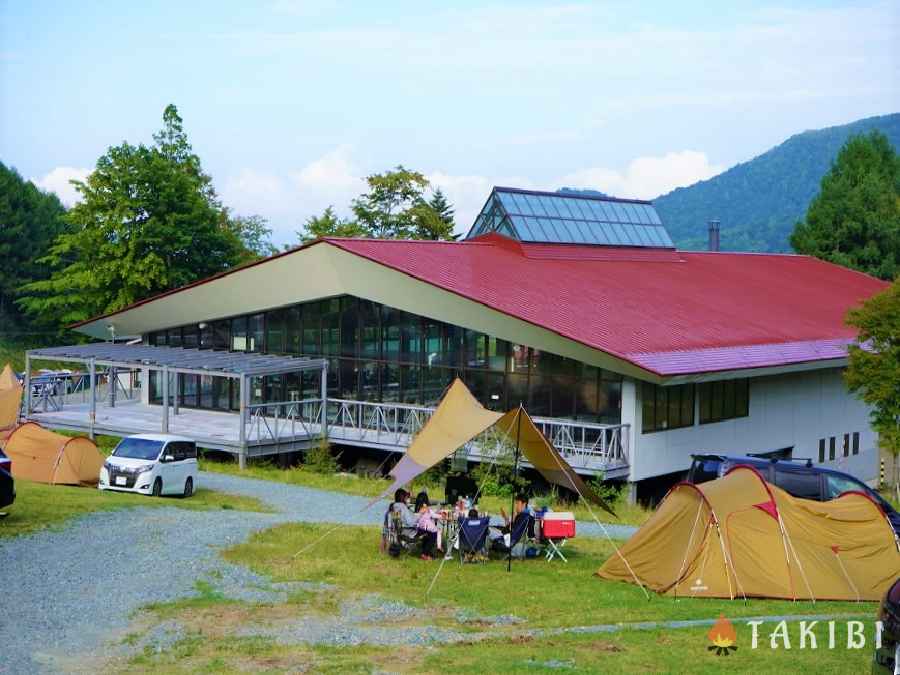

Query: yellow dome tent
[
  {"left": 597, "top": 466, "right": 900, "bottom": 602},
  {"left": 0, "top": 363, "right": 22, "bottom": 434},
  {"left": 1, "top": 422, "right": 104, "bottom": 486}
]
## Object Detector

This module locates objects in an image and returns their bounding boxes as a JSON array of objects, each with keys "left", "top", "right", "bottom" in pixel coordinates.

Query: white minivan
[{"left": 99, "top": 434, "right": 198, "bottom": 498}]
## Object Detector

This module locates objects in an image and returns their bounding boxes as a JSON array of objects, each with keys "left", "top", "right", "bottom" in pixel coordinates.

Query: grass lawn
[
  {"left": 117, "top": 520, "right": 876, "bottom": 674},
  {"left": 0, "top": 479, "right": 272, "bottom": 539},
  {"left": 202, "top": 456, "right": 652, "bottom": 526}
]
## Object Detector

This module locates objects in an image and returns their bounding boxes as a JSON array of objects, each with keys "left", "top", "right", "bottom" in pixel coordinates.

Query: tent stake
[{"left": 508, "top": 405, "right": 523, "bottom": 574}]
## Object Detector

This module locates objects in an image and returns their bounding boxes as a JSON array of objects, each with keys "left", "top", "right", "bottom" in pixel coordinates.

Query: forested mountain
[{"left": 653, "top": 113, "right": 900, "bottom": 252}]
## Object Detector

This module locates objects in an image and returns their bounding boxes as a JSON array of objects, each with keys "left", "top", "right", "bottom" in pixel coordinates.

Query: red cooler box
[{"left": 541, "top": 511, "right": 575, "bottom": 539}]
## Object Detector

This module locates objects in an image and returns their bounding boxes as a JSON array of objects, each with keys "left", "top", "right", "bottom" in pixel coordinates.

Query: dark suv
[
  {"left": 0, "top": 447, "right": 14, "bottom": 510},
  {"left": 688, "top": 454, "right": 900, "bottom": 537}
]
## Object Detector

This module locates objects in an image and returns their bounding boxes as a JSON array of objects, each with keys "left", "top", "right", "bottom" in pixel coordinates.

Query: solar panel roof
[{"left": 467, "top": 187, "right": 674, "bottom": 248}]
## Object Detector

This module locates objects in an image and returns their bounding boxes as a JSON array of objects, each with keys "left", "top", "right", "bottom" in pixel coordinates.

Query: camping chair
[
  {"left": 457, "top": 516, "right": 490, "bottom": 564},
  {"left": 383, "top": 507, "right": 422, "bottom": 557},
  {"left": 492, "top": 512, "right": 534, "bottom": 558}
]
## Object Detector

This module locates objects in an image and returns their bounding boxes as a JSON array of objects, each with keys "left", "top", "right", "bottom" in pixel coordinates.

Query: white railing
[{"left": 245, "top": 397, "right": 629, "bottom": 470}]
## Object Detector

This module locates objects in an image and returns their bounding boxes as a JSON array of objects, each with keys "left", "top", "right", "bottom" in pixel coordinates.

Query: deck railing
[{"left": 245, "top": 397, "right": 629, "bottom": 470}]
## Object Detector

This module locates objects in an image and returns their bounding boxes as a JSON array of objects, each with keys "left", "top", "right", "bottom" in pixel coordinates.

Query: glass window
[
  {"left": 699, "top": 379, "right": 749, "bottom": 424},
  {"left": 843, "top": 433, "right": 850, "bottom": 457},
  {"left": 182, "top": 326, "right": 199, "bottom": 349},
  {"left": 321, "top": 301, "right": 340, "bottom": 357},
  {"left": 510, "top": 344, "right": 530, "bottom": 373},
  {"left": 818, "top": 438, "right": 826, "bottom": 464},
  {"left": 181, "top": 374, "right": 198, "bottom": 408},
  {"left": 829, "top": 436, "right": 836, "bottom": 461},
  {"left": 506, "top": 372, "right": 528, "bottom": 409},
  {"left": 167, "top": 327, "right": 182, "bottom": 348},
  {"left": 198, "top": 323, "right": 214, "bottom": 349},
  {"left": 422, "top": 365, "right": 452, "bottom": 405},
  {"left": 774, "top": 470, "right": 821, "bottom": 500},
  {"left": 266, "top": 309, "right": 286, "bottom": 354},
  {"left": 510, "top": 193, "right": 534, "bottom": 216},
  {"left": 215, "top": 378, "right": 230, "bottom": 410},
  {"left": 213, "top": 320, "right": 229, "bottom": 350},
  {"left": 340, "top": 297, "right": 358, "bottom": 357},
  {"left": 200, "top": 375, "right": 214, "bottom": 408},
  {"left": 149, "top": 331, "right": 166, "bottom": 346},
  {"left": 302, "top": 301, "right": 320, "bottom": 355},
  {"left": 824, "top": 474, "right": 865, "bottom": 499},
  {"left": 528, "top": 374, "right": 552, "bottom": 417},
  {"left": 401, "top": 365, "right": 420, "bottom": 403},
  {"left": 285, "top": 307, "right": 301, "bottom": 354},
  {"left": 852, "top": 432, "right": 860, "bottom": 455},
  {"left": 528, "top": 195, "right": 549, "bottom": 217},
  {"left": 358, "top": 300, "right": 379, "bottom": 359},
  {"left": 381, "top": 305, "right": 402, "bottom": 362},
  {"left": 381, "top": 362, "right": 400, "bottom": 403},
  {"left": 265, "top": 374, "right": 284, "bottom": 405},
  {"left": 231, "top": 317, "right": 248, "bottom": 351},
  {"left": 642, "top": 382, "right": 694, "bottom": 433},
  {"left": 247, "top": 313, "right": 264, "bottom": 353}
]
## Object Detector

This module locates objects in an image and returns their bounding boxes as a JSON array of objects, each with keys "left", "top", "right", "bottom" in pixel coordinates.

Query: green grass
[
  {"left": 202, "top": 456, "right": 652, "bottom": 526},
  {"left": 117, "top": 520, "right": 875, "bottom": 674},
  {"left": 0, "top": 479, "right": 273, "bottom": 539},
  {"left": 223, "top": 522, "right": 871, "bottom": 630}
]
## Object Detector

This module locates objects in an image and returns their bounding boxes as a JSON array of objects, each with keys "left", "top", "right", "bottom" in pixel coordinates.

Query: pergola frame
[{"left": 25, "top": 343, "right": 328, "bottom": 468}]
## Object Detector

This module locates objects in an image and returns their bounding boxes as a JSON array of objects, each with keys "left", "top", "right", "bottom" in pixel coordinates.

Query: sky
[{"left": 1, "top": 0, "right": 898, "bottom": 245}]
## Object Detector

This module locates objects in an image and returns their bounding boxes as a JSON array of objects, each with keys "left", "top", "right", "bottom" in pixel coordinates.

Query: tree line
[{"left": 1, "top": 104, "right": 457, "bottom": 333}]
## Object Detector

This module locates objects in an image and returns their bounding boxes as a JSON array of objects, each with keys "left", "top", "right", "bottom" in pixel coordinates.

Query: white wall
[{"left": 628, "top": 367, "right": 879, "bottom": 485}]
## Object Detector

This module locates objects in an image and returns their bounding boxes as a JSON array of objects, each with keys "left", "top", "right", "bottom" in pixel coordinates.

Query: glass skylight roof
[{"left": 466, "top": 187, "right": 674, "bottom": 248}]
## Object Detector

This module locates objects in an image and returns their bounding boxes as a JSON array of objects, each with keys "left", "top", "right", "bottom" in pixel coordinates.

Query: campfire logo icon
[{"left": 707, "top": 614, "right": 738, "bottom": 656}]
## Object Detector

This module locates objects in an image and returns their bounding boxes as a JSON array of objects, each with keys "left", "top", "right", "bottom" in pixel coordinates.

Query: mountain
[{"left": 652, "top": 113, "right": 900, "bottom": 252}]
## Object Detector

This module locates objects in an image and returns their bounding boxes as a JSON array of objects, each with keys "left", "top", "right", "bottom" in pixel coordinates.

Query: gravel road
[{"left": 1, "top": 472, "right": 636, "bottom": 674}]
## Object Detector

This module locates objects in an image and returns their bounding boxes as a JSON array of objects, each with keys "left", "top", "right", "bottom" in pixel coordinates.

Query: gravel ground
[{"left": 0, "top": 471, "right": 637, "bottom": 674}]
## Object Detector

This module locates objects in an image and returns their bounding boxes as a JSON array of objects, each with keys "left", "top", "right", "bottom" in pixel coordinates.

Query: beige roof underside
[{"left": 76, "top": 242, "right": 660, "bottom": 382}]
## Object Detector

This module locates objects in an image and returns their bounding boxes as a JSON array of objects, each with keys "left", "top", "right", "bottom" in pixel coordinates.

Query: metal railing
[
  {"left": 25, "top": 369, "right": 141, "bottom": 413},
  {"left": 244, "top": 397, "right": 629, "bottom": 469}
]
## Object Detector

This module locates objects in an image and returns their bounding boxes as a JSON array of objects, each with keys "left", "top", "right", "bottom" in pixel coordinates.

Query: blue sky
[{"left": 2, "top": 0, "right": 897, "bottom": 244}]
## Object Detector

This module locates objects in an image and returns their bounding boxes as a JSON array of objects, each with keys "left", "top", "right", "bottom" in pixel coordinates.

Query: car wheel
[
  {"left": 152, "top": 477, "right": 163, "bottom": 497},
  {"left": 183, "top": 477, "right": 193, "bottom": 498}
]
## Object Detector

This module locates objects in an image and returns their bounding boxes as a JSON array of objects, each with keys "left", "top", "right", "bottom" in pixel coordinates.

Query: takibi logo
[{"left": 707, "top": 614, "right": 738, "bottom": 656}]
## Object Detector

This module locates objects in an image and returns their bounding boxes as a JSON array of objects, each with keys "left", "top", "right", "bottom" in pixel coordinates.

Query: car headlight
[{"left": 137, "top": 464, "right": 155, "bottom": 475}]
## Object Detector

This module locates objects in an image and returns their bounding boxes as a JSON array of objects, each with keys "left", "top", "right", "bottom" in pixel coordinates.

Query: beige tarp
[
  {"left": 597, "top": 466, "right": 900, "bottom": 601},
  {"left": 2, "top": 422, "right": 104, "bottom": 486},
  {"left": 0, "top": 363, "right": 22, "bottom": 432},
  {"left": 380, "top": 378, "right": 613, "bottom": 514}
]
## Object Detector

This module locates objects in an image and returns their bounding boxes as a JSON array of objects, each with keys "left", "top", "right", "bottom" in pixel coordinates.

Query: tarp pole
[
  {"left": 89, "top": 357, "right": 96, "bottom": 440},
  {"left": 161, "top": 366, "right": 169, "bottom": 434},
  {"left": 24, "top": 352, "right": 31, "bottom": 417},
  {"left": 508, "top": 405, "right": 523, "bottom": 574}
]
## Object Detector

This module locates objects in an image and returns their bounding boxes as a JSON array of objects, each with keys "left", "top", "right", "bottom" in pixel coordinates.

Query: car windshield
[{"left": 113, "top": 438, "right": 163, "bottom": 460}]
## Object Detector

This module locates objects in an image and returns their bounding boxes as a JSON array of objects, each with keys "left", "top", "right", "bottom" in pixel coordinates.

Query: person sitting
[
  {"left": 416, "top": 498, "right": 440, "bottom": 560},
  {"left": 492, "top": 494, "right": 534, "bottom": 556},
  {"left": 391, "top": 488, "right": 419, "bottom": 538}
]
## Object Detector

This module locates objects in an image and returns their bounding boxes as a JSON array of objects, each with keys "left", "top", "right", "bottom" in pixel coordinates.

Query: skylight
[{"left": 466, "top": 187, "right": 674, "bottom": 248}]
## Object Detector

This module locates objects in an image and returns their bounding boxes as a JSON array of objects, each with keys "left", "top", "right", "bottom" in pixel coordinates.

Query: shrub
[{"left": 304, "top": 438, "right": 339, "bottom": 474}]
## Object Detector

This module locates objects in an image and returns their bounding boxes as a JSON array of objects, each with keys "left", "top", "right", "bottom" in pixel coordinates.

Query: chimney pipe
[{"left": 708, "top": 219, "right": 720, "bottom": 252}]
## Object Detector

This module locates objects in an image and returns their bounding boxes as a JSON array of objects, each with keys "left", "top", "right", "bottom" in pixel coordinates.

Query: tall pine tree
[{"left": 790, "top": 131, "right": 900, "bottom": 279}]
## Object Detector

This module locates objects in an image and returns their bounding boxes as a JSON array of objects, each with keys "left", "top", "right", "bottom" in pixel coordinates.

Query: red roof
[{"left": 324, "top": 234, "right": 887, "bottom": 376}]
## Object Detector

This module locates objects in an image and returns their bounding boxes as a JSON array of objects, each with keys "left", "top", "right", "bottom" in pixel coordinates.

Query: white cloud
[
  {"left": 559, "top": 151, "right": 725, "bottom": 200},
  {"left": 222, "top": 148, "right": 726, "bottom": 244},
  {"left": 31, "top": 166, "right": 91, "bottom": 206}
]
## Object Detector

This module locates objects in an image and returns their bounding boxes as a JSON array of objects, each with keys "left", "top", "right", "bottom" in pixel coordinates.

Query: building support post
[
  {"left": 161, "top": 367, "right": 169, "bottom": 433},
  {"left": 173, "top": 372, "right": 180, "bottom": 416},
  {"left": 109, "top": 367, "right": 117, "bottom": 408},
  {"left": 320, "top": 361, "right": 328, "bottom": 441},
  {"left": 238, "top": 375, "right": 247, "bottom": 470},
  {"left": 23, "top": 353, "right": 31, "bottom": 418},
  {"left": 88, "top": 358, "right": 96, "bottom": 440}
]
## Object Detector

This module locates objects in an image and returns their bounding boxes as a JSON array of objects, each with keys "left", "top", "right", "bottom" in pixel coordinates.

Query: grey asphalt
[{"left": 0, "top": 471, "right": 636, "bottom": 674}]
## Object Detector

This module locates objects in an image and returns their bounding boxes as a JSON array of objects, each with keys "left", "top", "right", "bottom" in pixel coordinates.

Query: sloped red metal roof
[{"left": 325, "top": 234, "right": 888, "bottom": 376}]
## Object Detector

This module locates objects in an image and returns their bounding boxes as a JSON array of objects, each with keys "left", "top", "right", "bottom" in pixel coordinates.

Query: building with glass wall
[{"left": 72, "top": 186, "right": 888, "bottom": 494}]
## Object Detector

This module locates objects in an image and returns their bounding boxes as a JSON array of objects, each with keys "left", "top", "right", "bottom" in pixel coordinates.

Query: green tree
[
  {"left": 350, "top": 166, "right": 454, "bottom": 240},
  {"left": 18, "top": 105, "right": 244, "bottom": 326},
  {"left": 845, "top": 280, "right": 900, "bottom": 492},
  {"left": 0, "top": 162, "right": 67, "bottom": 330},
  {"left": 227, "top": 213, "right": 278, "bottom": 260},
  {"left": 425, "top": 187, "right": 456, "bottom": 235},
  {"left": 790, "top": 131, "right": 900, "bottom": 279},
  {"left": 297, "top": 206, "right": 367, "bottom": 243}
]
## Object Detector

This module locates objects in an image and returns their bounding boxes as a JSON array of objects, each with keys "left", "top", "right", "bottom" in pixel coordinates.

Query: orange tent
[
  {"left": 598, "top": 466, "right": 900, "bottom": 601},
  {"left": 1, "top": 422, "right": 104, "bottom": 486},
  {"left": 0, "top": 363, "right": 22, "bottom": 434}
]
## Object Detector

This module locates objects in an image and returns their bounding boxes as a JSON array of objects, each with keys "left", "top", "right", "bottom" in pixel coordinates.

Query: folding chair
[
  {"left": 457, "top": 516, "right": 490, "bottom": 564},
  {"left": 384, "top": 508, "right": 422, "bottom": 557},
  {"left": 493, "top": 512, "right": 534, "bottom": 558}
]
